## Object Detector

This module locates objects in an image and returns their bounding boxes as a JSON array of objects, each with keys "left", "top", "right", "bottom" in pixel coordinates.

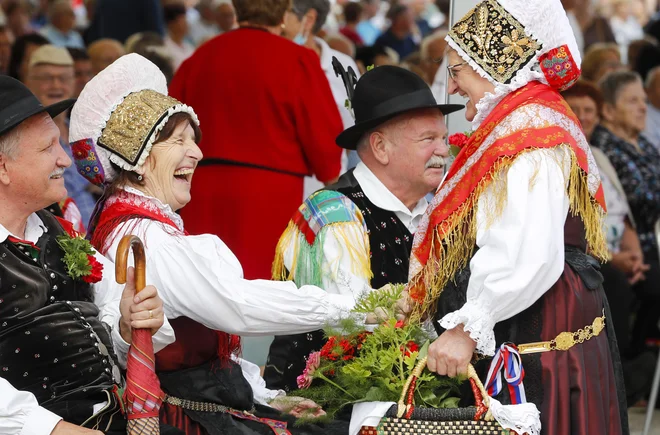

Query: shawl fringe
[{"left": 408, "top": 144, "right": 608, "bottom": 319}]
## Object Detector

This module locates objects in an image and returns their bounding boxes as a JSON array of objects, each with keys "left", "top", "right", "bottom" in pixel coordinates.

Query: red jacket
[{"left": 169, "top": 27, "right": 343, "bottom": 182}]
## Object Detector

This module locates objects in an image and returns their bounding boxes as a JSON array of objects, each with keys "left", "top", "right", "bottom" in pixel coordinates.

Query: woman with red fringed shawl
[
  {"left": 69, "top": 54, "right": 352, "bottom": 435},
  {"left": 407, "top": 0, "right": 628, "bottom": 434}
]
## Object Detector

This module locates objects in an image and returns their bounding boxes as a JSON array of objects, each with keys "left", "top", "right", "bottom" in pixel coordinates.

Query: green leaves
[
  {"left": 56, "top": 234, "right": 95, "bottom": 280},
  {"left": 289, "top": 285, "right": 462, "bottom": 419}
]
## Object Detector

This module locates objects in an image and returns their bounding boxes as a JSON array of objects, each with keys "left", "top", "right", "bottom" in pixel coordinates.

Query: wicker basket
[{"left": 359, "top": 359, "right": 507, "bottom": 434}]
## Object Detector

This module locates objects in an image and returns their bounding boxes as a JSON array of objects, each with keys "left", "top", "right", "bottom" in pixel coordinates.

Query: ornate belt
[
  {"left": 517, "top": 311, "right": 606, "bottom": 355},
  {"left": 163, "top": 394, "right": 256, "bottom": 414},
  {"left": 163, "top": 395, "right": 291, "bottom": 435}
]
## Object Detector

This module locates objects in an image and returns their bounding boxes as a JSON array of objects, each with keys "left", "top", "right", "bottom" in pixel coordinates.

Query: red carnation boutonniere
[
  {"left": 56, "top": 234, "right": 104, "bottom": 284},
  {"left": 448, "top": 131, "right": 473, "bottom": 157}
]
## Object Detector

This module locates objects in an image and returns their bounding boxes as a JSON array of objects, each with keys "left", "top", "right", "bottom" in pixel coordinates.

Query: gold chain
[{"left": 518, "top": 310, "right": 606, "bottom": 355}]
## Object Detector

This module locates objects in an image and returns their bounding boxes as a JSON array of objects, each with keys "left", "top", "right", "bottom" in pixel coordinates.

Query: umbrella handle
[{"left": 115, "top": 235, "right": 146, "bottom": 293}]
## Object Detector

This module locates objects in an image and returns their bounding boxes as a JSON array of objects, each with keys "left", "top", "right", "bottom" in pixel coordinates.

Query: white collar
[
  {"left": 121, "top": 186, "right": 185, "bottom": 231},
  {"left": 0, "top": 213, "right": 47, "bottom": 244},
  {"left": 315, "top": 37, "right": 332, "bottom": 72},
  {"left": 353, "top": 162, "right": 428, "bottom": 219}
]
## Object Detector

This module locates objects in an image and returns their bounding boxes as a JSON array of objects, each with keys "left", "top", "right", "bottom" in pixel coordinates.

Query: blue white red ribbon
[{"left": 485, "top": 343, "right": 527, "bottom": 404}]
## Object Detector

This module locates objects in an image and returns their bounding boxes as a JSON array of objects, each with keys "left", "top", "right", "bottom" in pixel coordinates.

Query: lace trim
[
  {"left": 106, "top": 186, "right": 185, "bottom": 231},
  {"left": 106, "top": 104, "right": 199, "bottom": 177},
  {"left": 438, "top": 298, "right": 496, "bottom": 356},
  {"left": 488, "top": 397, "right": 541, "bottom": 435}
]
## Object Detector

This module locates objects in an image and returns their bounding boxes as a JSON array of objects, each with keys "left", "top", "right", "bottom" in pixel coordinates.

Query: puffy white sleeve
[
  {"left": 439, "top": 148, "right": 570, "bottom": 355},
  {"left": 0, "top": 377, "right": 62, "bottom": 435},
  {"left": 282, "top": 221, "right": 373, "bottom": 298},
  {"left": 143, "top": 231, "right": 356, "bottom": 336},
  {"left": 92, "top": 250, "right": 176, "bottom": 368}
]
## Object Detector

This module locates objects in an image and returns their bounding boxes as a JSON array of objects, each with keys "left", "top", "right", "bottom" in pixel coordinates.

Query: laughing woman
[{"left": 70, "top": 54, "right": 351, "bottom": 435}]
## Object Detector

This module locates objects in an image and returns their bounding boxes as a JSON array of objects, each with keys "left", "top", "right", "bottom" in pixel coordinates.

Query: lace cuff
[{"left": 439, "top": 299, "right": 497, "bottom": 356}]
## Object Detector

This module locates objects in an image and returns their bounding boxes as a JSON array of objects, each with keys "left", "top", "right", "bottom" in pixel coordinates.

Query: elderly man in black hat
[
  {"left": 0, "top": 76, "right": 174, "bottom": 435},
  {"left": 265, "top": 63, "right": 463, "bottom": 391}
]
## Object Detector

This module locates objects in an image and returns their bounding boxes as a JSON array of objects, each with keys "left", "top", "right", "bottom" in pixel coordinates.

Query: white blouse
[
  {"left": 439, "top": 147, "right": 571, "bottom": 355},
  {"left": 102, "top": 188, "right": 357, "bottom": 404}
]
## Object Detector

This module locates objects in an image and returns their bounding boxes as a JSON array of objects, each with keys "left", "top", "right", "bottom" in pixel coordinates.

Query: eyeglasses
[
  {"left": 29, "top": 74, "right": 74, "bottom": 84},
  {"left": 447, "top": 62, "right": 467, "bottom": 80}
]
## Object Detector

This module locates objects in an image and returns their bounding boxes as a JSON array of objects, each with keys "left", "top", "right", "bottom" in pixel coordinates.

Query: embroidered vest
[
  {"left": 0, "top": 211, "right": 120, "bottom": 406},
  {"left": 329, "top": 170, "right": 413, "bottom": 288}
]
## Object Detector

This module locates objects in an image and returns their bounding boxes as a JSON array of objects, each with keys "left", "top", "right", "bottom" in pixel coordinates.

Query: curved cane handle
[
  {"left": 115, "top": 235, "right": 146, "bottom": 293},
  {"left": 396, "top": 358, "right": 492, "bottom": 421}
]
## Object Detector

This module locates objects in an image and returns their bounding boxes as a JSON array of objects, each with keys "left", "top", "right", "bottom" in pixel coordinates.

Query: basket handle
[{"left": 396, "top": 357, "right": 492, "bottom": 421}]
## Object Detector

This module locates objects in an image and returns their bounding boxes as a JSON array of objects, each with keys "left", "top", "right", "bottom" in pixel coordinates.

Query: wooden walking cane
[{"left": 116, "top": 235, "right": 163, "bottom": 435}]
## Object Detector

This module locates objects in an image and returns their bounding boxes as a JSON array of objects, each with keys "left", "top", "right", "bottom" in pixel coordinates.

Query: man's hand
[
  {"left": 427, "top": 325, "right": 476, "bottom": 378},
  {"left": 119, "top": 267, "right": 165, "bottom": 343},
  {"left": 364, "top": 284, "right": 414, "bottom": 324},
  {"left": 50, "top": 420, "right": 103, "bottom": 435},
  {"left": 269, "top": 396, "right": 326, "bottom": 418}
]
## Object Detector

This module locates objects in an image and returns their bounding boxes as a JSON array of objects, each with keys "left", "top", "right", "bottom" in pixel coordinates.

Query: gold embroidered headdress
[
  {"left": 69, "top": 54, "right": 199, "bottom": 184},
  {"left": 446, "top": 0, "right": 582, "bottom": 114},
  {"left": 449, "top": 0, "right": 541, "bottom": 84}
]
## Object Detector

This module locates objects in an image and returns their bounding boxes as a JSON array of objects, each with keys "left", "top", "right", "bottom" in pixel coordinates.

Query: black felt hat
[
  {"left": 334, "top": 59, "right": 464, "bottom": 149},
  {"left": 0, "top": 76, "right": 75, "bottom": 137}
]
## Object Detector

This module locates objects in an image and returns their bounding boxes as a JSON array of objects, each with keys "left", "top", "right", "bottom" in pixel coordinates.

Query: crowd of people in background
[{"left": 2, "top": 0, "right": 660, "bottom": 411}]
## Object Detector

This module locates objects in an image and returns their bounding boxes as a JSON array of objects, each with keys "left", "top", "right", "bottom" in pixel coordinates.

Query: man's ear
[
  {"left": 370, "top": 132, "right": 390, "bottom": 166},
  {"left": 0, "top": 153, "right": 12, "bottom": 186}
]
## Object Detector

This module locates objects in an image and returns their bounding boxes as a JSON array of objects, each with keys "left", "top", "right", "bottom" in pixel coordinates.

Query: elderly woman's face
[
  {"left": 565, "top": 95, "right": 600, "bottom": 141},
  {"left": 140, "top": 120, "right": 203, "bottom": 211},
  {"left": 446, "top": 49, "right": 495, "bottom": 122},
  {"left": 604, "top": 81, "right": 648, "bottom": 137}
]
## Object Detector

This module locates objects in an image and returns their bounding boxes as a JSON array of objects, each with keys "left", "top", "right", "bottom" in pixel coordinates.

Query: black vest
[
  {"left": 264, "top": 170, "right": 414, "bottom": 391},
  {"left": 330, "top": 170, "right": 413, "bottom": 288},
  {"left": 0, "top": 211, "right": 120, "bottom": 407}
]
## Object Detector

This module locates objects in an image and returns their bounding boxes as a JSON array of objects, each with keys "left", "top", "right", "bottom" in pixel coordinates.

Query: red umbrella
[{"left": 116, "top": 235, "right": 163, "bottom": 435}]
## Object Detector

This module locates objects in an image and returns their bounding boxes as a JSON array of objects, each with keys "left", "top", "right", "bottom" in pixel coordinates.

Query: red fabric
[
  {"left": 92, "top": 201, "right": 182, "bottom": 256},
  {"left": 410, "top": 81, "right": 606, "bottom": 301},
  {"left": 124, "top": 328, "right": 164, "bottom": 420},
  {"left": 160, "top": 403, "right": 205, "bottom": 435},
  {"left": 538, "top": 263, "right": 621, "bottom": 434},
  {"left": 179, "top": 164, "right": 305, "bottom": 280},
  {"left": 339, "top": 27, "right": 364, "bottom": 46},
  {"left": 539, "top": 45, "right": 581, "bottom": 91},
  {"left": 7, "top": 236, "right": 40, "bottom": 251},
  {"left": 155, "top": 317, "right": 220, "bottom": 372},
  {"left": 55, "top": 216, "right": 80, "bottom": 238},
  {"left": 169, "top": 28, "right": 343, "bottom": 279}
]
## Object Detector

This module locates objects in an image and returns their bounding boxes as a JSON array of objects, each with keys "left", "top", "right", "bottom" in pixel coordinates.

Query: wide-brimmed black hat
[
  {"left": 335, "top": 64, "right": 464, "bottom": 149},
  {"left": 0, "top": 76, "right": 75, "bottom": 137}
]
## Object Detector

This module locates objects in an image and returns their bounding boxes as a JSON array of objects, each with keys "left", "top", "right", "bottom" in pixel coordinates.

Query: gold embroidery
[
  {"left": 98, "top": 89, "right": 181, "bottom": 165},
  {"left": 448, "top": 0, "right": 541, "bottom": 84}
]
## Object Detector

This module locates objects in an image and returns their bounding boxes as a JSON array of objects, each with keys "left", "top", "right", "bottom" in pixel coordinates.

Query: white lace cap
[
  {"left": 69, "top": 53, "right": 199, "bottom": 183},
  {"left": 446, "top": 0, "right": 581, "bottom": 128}
]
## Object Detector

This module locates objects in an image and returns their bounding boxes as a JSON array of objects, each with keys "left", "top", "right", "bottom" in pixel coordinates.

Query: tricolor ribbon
[{"left": 485, "top": 343, "right": 527, "bottom": 404}]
